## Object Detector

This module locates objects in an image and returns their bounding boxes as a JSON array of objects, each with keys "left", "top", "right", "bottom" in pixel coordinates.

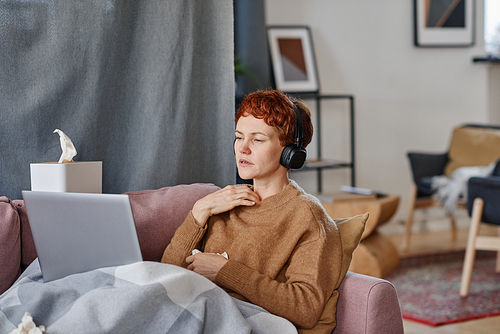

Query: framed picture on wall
[
  {"left": 266, "top": 26, "right": 320, "bottom": 94},
  {"left": 414, "top": 0, "right": 475, "bottom": 47}
]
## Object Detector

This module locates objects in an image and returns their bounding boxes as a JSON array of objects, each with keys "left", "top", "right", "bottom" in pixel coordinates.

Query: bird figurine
[{"left": 53, "top": 129, "right": 77, "bottom": 163}]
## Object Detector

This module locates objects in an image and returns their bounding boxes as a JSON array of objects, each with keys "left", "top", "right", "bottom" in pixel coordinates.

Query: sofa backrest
[
  {"left": 0, "top": 183, "right": 220, "bottom": 295},
  {"left": 125, "top": 183, "right": 220, "bottom": 261},
  {"left": 445, "top": 125, "right": 500, "bottom": 177}
]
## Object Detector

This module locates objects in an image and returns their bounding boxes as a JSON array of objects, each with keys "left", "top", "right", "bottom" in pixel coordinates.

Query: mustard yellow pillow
[
  {"left": 299, "top": 213, "right": 368, "bottom": 334},
  {"left": 335, "top": 212, "right": 368, "bottom": 286}
]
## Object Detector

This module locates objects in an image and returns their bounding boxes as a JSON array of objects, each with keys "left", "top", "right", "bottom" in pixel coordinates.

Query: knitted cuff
[
  {"left": 172, "top": 211, "right": 207, "bottom": 251},
  {"left": 214, "top": 259, "right": 254, "bottom": 294}
]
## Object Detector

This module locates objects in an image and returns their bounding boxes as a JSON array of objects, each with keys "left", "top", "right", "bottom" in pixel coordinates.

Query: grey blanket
[{"left": 0, "top": 260, "right": 297, "bottom": 334}]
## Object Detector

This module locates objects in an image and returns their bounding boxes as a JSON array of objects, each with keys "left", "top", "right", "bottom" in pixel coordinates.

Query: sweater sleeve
[
  {"left": 214, "top": 225, "right": 342, "bottom": 329},
  {"left": 160, "top": 211, "right": 207, "bottom": 268}
]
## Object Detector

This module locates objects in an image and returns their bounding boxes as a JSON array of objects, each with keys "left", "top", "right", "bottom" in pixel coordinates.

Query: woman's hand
[
  {"left": 186, "top": 253, "right": 228, "bottom": 282},
  {"left": 191, "top": 185, "right": 260, "bottom": 227}
]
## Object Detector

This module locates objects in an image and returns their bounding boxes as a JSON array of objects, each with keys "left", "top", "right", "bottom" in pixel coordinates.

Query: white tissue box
[{"left": 30, "top": 161, "right": 102, "bottom": 193}]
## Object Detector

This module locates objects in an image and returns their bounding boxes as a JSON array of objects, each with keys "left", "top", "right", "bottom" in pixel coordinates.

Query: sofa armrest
[{"left": 333, "top": 271, "right": 403, "bottom": 334}]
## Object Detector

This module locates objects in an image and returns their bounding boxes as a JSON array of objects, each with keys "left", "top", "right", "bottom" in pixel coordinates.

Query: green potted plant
[{"left": 234, "top": 55, "right": 264, "bottom": 89}]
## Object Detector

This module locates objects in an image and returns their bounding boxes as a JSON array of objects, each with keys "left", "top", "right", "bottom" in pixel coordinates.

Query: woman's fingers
[
  {"left": 223, "top": 185, "right": 260, "bottom": 203},
  {"left": 192, "top": 185, "right": 259, "bottom": 227},
  {"left": 186, "top": 253, "right": 228, "bottom": 281},
  {"left": 210, "top": 185, "right": 260, "bottom": 212}
]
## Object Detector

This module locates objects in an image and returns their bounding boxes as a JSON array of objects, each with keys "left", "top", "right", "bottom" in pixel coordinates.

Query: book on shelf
[
  {"left": 340, "top": 185, "right": 387, "bottom": 198},
  {"left": 314, "top": 186, "right": 387, "bottom": 204}
]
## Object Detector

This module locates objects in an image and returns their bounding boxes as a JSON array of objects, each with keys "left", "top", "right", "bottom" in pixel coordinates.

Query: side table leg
[{"left": 402, "top": 183, "right": 417, "bottom": 252}]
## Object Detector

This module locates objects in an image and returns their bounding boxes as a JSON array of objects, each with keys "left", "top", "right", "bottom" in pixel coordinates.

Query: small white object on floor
[
  {"left": 192, "top": 249, "right": 228, "bottom": 259},
  {"left": 9, "top": 312, "right": 45, "bottom": 334}
]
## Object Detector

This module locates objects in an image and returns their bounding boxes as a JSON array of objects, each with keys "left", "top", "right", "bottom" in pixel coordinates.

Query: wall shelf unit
[
  {"left": 472, "top": 56, "right": 500, "bottom": 63},
  {"left": 292, "top": 93, "right": 355, "bottom": 193}
]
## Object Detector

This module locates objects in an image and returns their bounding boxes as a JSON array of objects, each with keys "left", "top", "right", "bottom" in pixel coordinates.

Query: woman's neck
[{"left": 253, "top": 175, "right": 290, "bottom": 200}]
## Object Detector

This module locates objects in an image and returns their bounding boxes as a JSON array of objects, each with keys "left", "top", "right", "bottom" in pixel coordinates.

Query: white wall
[
  {"left": 489, "top": 65, "right": 500, "bottom": 123},
  {"left": 266, "top": 0, "right": 493, "bottom": 223}
]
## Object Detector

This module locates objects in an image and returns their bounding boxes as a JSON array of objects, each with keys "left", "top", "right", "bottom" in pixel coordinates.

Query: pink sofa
[{"left": 0, "top": 183, "right": 404, "bottom": 333}]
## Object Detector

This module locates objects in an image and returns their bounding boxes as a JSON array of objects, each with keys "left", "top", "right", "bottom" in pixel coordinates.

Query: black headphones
[{"left": 280, "top": 101, "right": 307, "bottom": 169}]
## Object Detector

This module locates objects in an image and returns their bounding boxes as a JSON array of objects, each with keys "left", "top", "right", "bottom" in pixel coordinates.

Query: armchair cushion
[
  {"left": 467, "top": 176, "right": 500, "bottom": 225},
  {"left": 492, "top": 160, "right": 500, "bottom": 176},
  {"left": 407, "top": 152, "right": 448, "bottom": 197},
  {"left": 445, "top": 126, "right": 500, "bottom": 177}
]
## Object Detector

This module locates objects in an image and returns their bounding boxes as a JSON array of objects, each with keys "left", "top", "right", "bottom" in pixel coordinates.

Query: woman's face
[{"left": 234, "top": 115, "right": 286, "bottom": 182}]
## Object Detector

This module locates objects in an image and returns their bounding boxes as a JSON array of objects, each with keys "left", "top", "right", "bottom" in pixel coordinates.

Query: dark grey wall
[{"left": 234, "top": 0, "right": 272, "bottom": 99}]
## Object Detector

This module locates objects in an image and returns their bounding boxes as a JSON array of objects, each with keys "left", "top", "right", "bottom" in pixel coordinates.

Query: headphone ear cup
[
  {"left": 280, "top": 144, "right": 294, "bottom": 168},
  {"left": 280, "top": 144, "right": 307, "bottom": 169}
]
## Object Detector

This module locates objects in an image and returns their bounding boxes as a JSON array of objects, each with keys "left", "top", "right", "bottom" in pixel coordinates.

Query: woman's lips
[{"left": 239, "top": 159, "right": 253, "bottom": 166}]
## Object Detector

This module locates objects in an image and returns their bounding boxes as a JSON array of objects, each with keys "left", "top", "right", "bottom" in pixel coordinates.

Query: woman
[{"left": 161, "top": 90, "right": 342, "bottom": 331}]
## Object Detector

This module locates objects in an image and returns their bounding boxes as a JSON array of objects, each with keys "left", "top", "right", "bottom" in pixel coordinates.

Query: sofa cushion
[
  {"left": 126, "top": 183, "right": 220, "bottom": 262},
  {"left": 300, "top": 213, "right": 368, "bottom": 333},
  {"left": 445, "top": 126, "right": 500, "bottom": 177},
  {"left": 335, "top": 213, "right": 368, "bottom": 282},
  {"left": 0, "top": 197, "right": 22, "bottom": 295}
]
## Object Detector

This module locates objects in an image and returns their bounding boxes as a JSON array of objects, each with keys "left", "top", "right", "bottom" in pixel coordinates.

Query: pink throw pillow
[{"left": 12, "top": 200, "right": 38, "bottom": 268}]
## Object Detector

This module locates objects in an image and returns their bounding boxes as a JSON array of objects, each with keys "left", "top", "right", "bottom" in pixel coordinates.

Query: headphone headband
[{"left": 291, "top": 101, "right": 304, "bottom": 148}]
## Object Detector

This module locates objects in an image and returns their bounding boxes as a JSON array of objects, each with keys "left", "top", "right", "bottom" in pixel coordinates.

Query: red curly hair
[{"left": 235, "top": 90, "right": 313, "bottom": 148}]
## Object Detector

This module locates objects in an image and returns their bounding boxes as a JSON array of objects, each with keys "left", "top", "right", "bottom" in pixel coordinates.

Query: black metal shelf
[
  {"left": 291, "top": 93, "right": 355, "bottom": 193},
  {"left": 472, "top": 56, "right": 500, "bottom": 63}
]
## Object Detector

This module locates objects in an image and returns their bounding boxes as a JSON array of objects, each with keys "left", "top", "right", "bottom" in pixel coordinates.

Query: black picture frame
[
  {"left": 266, "top": 26, "right": 320, "bottom": 94},
  {"left": 414, "top": 0, "right": 475, "bottom": 47}
]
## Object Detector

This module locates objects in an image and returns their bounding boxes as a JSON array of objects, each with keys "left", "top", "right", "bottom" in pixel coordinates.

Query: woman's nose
[{"left": 238, "top": 140, "right": 251, "bottom": 154}]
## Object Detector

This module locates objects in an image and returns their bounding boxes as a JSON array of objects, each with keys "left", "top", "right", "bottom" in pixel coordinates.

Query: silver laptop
[{"left": 22, "top": 190, "right": 143, "bottom": 282}]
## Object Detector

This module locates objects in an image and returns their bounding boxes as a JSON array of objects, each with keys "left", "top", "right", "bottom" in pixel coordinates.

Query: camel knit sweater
[{"left": 161, "top": 181, "right": 342, "bottom": 330}]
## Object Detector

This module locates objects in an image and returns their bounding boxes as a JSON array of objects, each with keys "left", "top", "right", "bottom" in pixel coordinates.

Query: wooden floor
[{"left": 383, "top": 221, "right": 500, "bottom": 334}]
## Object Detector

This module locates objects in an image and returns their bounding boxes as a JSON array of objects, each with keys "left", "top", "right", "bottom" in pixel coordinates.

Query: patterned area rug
[{"left": 385, "top": 250, "right": 500, "bottom": 326}]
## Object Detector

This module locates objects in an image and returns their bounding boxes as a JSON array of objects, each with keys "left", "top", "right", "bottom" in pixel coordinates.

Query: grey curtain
[{"left": 0, "top": 0, "right": 235, "bottom": 200}]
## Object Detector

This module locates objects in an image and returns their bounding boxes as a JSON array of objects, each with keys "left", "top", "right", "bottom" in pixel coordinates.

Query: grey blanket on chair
[
  {"left": 0, "top": 260, "right": 297, "bottom": 334},
  {"left": 431, "top": 163, "right": 495, "bottom": 216}
]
